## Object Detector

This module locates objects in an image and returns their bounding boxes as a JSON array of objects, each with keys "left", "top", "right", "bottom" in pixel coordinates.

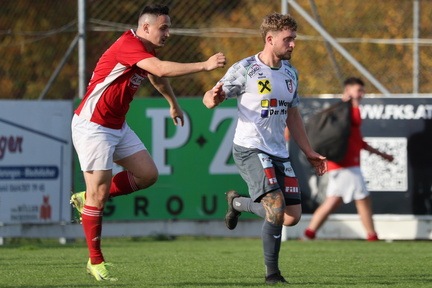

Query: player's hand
[
  {"left": 204, "top": 52, "right": 226, "bottom": 71},
  {"left": 170, "top": 104, "right": 184, "bottom": 127},
  {"left": 306, "top": 152, "right": 327, "bottom": 176},
  {"left": 204, "top": 83, "right": 226, "bottom": 109}
]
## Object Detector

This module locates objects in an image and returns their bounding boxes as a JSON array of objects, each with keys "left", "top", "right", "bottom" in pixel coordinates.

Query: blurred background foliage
[{"left": 1, "top": 0, "right": 431, "bottom": 99}]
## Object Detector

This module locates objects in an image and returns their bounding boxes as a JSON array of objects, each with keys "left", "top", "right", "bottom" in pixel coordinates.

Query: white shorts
[
  {"left": 326, "top": 166, "right": 369, "bottom": 204},
  {"left": 71, "top": 114, "right": 146, "bottom": 171}
]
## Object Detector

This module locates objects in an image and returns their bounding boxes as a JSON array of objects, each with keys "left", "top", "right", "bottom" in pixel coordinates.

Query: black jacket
[{"left": 305, "top": 100, "right": 352, "bottom": 163}]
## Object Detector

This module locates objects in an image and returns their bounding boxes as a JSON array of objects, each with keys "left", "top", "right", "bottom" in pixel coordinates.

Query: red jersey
[
  {"left": 327, "top": 106, "right": 367, "bottom": 171},
  {"left": 75, "top": 29, "right": 156, "bottom": 129}
]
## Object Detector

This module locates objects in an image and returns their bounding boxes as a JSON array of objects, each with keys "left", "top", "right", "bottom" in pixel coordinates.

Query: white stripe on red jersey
[{"left": 75, "top": 29, "right": 156, "bottom": 129}]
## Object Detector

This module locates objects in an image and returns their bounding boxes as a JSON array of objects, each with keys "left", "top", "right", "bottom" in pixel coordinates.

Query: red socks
[
  {"left": 82, "top": 205, "right": 104, "bottom": 265},
  {"left": 304, "top": 229, "right": 379, "bottom": 241},
  {"left": 82, "top": 171, "right": 139, "bottom": 265},
  {"left": 367, "top": 232, "right": 379, "bottom": 241},
  {"left": 109, "top": 171, "right": 139, "bottom": 198},
  {"left": 304, "top": 228, "right": 316, "bottom": 240}
]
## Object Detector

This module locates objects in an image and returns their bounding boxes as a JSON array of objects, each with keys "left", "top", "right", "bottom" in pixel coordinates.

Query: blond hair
[{"left": 260, "top": 13, "right": 297, "bottom": 43}]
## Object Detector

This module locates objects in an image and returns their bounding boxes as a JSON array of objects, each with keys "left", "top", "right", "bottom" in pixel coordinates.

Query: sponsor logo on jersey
[
  {"left": 286, "top": 79, "right": 294, "bottom": 93},
  {"left": 261, "top": 98, "right": 278, "bottom": 108},
  {"left": 261, "top": 99, "right": 284, "bottom": 118},
  {"left": 257, "top": 79, "right": 272, "bottom": 94},
  {"left": 130, "top": 73, "right": 145, "bottom": 88},
  {"left": 247, "top": 64, "right": 261, "bottom": 78}
]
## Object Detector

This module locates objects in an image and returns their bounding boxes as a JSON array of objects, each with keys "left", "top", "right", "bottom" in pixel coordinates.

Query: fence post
[{"left": 78, "top": 0, "right": 87, "bottom": 99}]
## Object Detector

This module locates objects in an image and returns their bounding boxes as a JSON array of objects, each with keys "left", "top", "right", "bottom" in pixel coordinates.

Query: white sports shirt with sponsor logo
[{"left": 218, "top": 53, "right": 299, "bottom": 158}]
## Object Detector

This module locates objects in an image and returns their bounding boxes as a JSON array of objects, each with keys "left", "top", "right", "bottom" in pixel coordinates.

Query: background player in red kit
[
  {"left": 304, "top": 77, "right": 394, "bottom": 241},
  {"left": 71, "top": 4, "right": 226, "bottom": 281}
]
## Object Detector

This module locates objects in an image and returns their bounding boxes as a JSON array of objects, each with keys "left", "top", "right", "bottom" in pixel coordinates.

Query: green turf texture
[{"left": 0, "top": 237, "right": 430, "bottom": 287}]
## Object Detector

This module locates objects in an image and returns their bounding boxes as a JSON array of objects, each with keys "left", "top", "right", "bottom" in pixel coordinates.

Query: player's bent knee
[
  {"left": 135, "top": 170, "right": 159, "bottom": 189},
  {"left": 283, "top": 214, "right": 301, "bottom": 226},
  {"left": 146, "top": 172, "right": 159, "bottom": 187},
  {"left": 283, "top": 203, "right": 302, "bottom": 226},
  {"left": 148, "top": 168, "right": 159, "bottom": 184}
]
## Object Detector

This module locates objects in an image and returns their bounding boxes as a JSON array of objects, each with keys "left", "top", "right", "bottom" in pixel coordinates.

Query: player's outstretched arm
[
  {"left": 148, "top": 74, "right": 184, "bottom": 126},
  {"left": 364, "top": 143, "right": 394, "bottom": 162},
  {"left": 287, "top": 107, "right": 327, "bottom": 176},
  {"left": 203, "top": 83, "right": 226, "bottom": 109},
  {"left": 138, "top": 53, "right": 226, "bottom": 78}
]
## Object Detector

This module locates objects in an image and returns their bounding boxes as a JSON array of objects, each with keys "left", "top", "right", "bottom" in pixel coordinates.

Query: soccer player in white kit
[
  {"left": 203, "top": 13, "right": 327, "bottom": 284},
  {"left": 71, "top": 4, "right": 226, "bottom": 281}
]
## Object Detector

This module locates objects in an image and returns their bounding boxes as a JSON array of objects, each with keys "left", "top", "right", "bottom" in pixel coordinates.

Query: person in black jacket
[{"left": 304, "top": 78, "right": 393, "bottom": 241}]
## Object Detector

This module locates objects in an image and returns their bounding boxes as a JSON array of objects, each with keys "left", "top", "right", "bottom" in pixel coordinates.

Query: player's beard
[
  {"left": 275, "top": 49, "right": 292, "bottom": 61},
  {"left": 279, "top": 51, "right": 292, "bottom": 60}
]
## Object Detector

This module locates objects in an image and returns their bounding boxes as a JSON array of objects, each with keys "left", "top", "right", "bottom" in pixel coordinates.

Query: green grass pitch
[{"left": 0, "top": 237, "right": 430, "bottom": 287}]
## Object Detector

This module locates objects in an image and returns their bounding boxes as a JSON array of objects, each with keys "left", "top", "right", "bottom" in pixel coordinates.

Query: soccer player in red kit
[{"left": 71, "top": 4, "right": 226, "bottom": 281}]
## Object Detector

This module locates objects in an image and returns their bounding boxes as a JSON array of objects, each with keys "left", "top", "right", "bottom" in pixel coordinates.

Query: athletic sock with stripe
[
  {"left": 109, "top": 171, "right": 140, "bottom": 198},
  {"left": 82, "top": 205, "right": 104, "bottom": 265}
]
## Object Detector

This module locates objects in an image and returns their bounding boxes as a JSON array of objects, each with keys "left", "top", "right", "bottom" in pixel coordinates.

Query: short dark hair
[
  {"left": 139, "top": 4, "right": 169, "bottom": 19},
  {"left": 343, "top": 77, "right": 364, "bottom": 87}
]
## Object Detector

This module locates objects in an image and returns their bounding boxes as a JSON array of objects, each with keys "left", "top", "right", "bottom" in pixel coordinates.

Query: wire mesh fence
[{"left": 1, "top": 0, "right": 431, "bottom": 100}]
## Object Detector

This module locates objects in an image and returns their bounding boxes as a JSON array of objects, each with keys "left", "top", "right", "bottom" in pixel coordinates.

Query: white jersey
[{"left": 218, "top": 53, "right": 300, "bottom": 158}]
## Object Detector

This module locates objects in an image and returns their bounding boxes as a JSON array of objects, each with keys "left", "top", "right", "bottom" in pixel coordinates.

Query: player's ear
[
  {"left": 143, "top": 23, "right": 150, "bottom": 34},
  {"left": 266, "top": 34, "right": 273, "bottom": 45}
]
